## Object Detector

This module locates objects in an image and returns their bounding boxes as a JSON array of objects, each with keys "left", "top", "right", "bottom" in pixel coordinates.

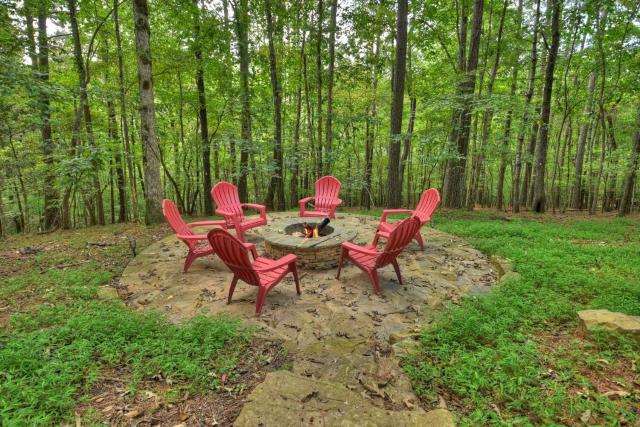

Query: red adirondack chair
[
  {"left": 162, "top": 199, "right": 230, "bottom": 273},
  {"left": 210, "top": 181, "right": 267, "bottom": 242},
  {"left": 336, "top": 216, "right": 421, "bottom": 296},
  {"left": 372, "top": 188, "right": 440, "bottom": 250},
  {"left": 207, "top": 229, "right": 300, "bottom": 316},
  {"left": 299, "top": 176, "right": 342, "bottom": 218}
]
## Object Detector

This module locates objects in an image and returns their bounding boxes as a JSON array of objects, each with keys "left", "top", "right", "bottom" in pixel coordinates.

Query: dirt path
[{"left": 120, "top": 213, "right": 498, "bottom": 426}]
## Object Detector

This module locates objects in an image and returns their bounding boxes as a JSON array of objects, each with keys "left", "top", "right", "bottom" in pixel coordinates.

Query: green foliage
[
  {"left": 0, "top": 262, "right": 251, "bottom": 425},
  {"left": 406, "top": 214, "right": 640, "bottom": 425}
]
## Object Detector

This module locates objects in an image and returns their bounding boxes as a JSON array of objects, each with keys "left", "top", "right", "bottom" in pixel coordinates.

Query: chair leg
[
  {"left": 290, "top": 262, "right": 301, "bottom": 295},
  {"left": 183, "top": 250, "right": 197, "bottom": 273},
  {"left": 336, "top": 248, "right": 347, "bottom": 279},
  {"left": 391, "top": 259, "right": 403, "bottom": 286},
  {"left": 255, "top": 287, "right": 268, "bottom": 316},
  {"left": 368, "top": 270, "right": 382, "bottom": 296},
  {"left": 227, "top": 275, "right": 239, "bottom": 304},
  {"left": 235, "top": 228, "right": 245, "bottom": 242},
  {"left": 371, "top": 232, "right": 380, "bottom": 248},
  {"left": 414, "top": 232, "right": 424, "bottom": 250}
]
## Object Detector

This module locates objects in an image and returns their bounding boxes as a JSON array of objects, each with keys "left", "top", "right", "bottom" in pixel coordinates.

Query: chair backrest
[
  {"left": 314, "top": 176, "right": 341, "bottom": 210},
  {"left": 376, "top": 216, "right": 421, "bottom": 268},
  {"left": 163, "top": 199, "right": 192, "bottom": 240},
  {"left": 211, "top": 181, "right": 244, "bottom": 222},
  {"left": 207, "top": 229, "right": 260, "bottom": 286},
  {"left": 414, "top": 188, "right": 440, "bottom": 223}
]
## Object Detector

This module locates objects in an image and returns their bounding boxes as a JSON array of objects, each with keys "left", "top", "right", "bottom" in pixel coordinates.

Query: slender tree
[
  {"left": 132, "top": 0, "right": 163, "bottom": 224},
  {"left": 531, "top": 0, "right": 562, "bottom": 213},
  {"left": 264, "top": 0, "right": 285, "bottom": 210},
  {"left": 37, "top": 2, "right": 59, "bottom": 230},
  {"left": 233, "top": 0, "right": 252, "bottom": 201},
  {"left": 324, "top": 0, "right": 338, "bottom": 174},
  {"left": 619, "top": 102, "right": 640, "bottom": 215},
  {"left": 387, "top": 0, "right": 409, "bottom": 208},
  {"left": 442, "top": 0, "right": 484, "bottom": 208}
]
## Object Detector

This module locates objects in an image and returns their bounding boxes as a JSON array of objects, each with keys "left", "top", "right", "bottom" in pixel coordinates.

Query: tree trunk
[
  {"left": 132, "top": 0, "right": 164, "bottom": 224},
  {"left": 324, "top": 0, "right": 338, "bottom": 174},
  {"left": 37, "top": 5, "right": 59, "bottom": 230},
  {"left": 315, "top": 0, "right": 324, "bottom": 177},
  {"left": 442, "top": 0, "right": 484, "bottom": 208},
  {"left": 571, "top": 71, "right": 598, "bottom": 209},
  {"left": 619, "top": 102, "right": 640, "bottom": 215},
  {"left": 68, "top": 0, "right": 106, "bottom": 225},
  {"left": 387, "top": 0, "right": 409, "bottom": 208},
  {"left": 290, "top": 23, "right": 306, "bottom": 208},
  {"left": 531, "top": 0, "right": 561, "bottom": 213},
  {"left": 233, "top": 0, "right": 252, "bottom": 201},
  {"left": 361, "top": 34, "right": 380, "bottom": 210},
  {"left": 467, "top": 0, "right": 507, "bottom": 210},
  {"left": 512, "top": 0, "right": 540, "bottom": 213},
  {"left": 113, "top": 0, "right": 138, "bottom": 221},
  {"left": 109, "top": 98, "right": 127, "bottom": 222},
  {"left": 193, "top": 0, "right": 213, "bottom": 215},
  {"left": 264, "top": 0, "right": 285, "bottom": 210},
  {"left": 399, "top": 41, "right": 416, "bottom": 201}
]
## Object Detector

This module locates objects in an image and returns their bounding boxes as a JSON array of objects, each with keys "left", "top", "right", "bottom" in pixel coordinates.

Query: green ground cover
[
  {"left": 0, "top": 226, "right": 252, "bottom": 425},
  {"left": 405, "top": 212, "right": 640, "bottom": 425}
]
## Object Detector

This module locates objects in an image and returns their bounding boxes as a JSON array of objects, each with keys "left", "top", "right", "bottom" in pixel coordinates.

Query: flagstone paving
[{"left": 120, "top": 213, "right": 500, "bottom": 426}]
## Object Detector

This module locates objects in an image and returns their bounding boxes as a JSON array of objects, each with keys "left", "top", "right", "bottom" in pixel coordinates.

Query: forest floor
[{"left": 0, "top": 210, "right": 638, "bottom": 425}]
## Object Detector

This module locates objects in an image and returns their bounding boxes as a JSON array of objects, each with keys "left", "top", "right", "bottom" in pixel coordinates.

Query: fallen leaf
[
  {"left": 580, "top": 409, "right": 591, "bottom": 423},
  {"left": 603, "top": 390, "right": 630, "bottom": 399},
  {"left": 125, "top": 408, "right": 143, "bottom": 419},
  {"left": 220, "top": 373, "right": 228, "bottom": 384}
]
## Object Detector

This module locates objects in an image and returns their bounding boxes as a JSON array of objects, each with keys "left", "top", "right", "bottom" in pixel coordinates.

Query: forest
[{"left": 0, "top": 0, "right": 639, "bottom": 232}]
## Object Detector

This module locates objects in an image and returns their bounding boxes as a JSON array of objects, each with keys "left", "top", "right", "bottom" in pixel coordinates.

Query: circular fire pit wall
[{"left": 261, "top": 218, "right": 357, "bottom": 269}]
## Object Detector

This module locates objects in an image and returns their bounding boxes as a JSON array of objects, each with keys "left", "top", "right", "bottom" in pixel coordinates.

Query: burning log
[{"left": 303, "top": 217, "right": 330, "bottom": 238}]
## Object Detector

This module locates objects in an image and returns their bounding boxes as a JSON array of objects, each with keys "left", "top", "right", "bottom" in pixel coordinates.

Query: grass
[
  {"left": 0, "top": 225, "right": 252, "bottom": 425},
  {"left": 1, "top": 211, "right": 639, "bottom": 425},
  {"left": 404, "top": 211, "right": 640, "bottom": 425}
]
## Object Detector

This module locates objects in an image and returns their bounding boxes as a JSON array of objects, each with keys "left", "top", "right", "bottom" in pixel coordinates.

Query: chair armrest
[
  {"left": 242, "top": 203, "right": 266, "bottom": 219},
  {"left": 342, "top": 241, "right": 380, "bottom": 256},
  {"left": 380, "top": 209, "right": 413, "bottom": 223},
  {"left": 243, "top": 242, "right": 258, "bottom": 259},
  {"left": 188, "top": 220, "right": 225, "bottom": 227},
  {"left": 298, "top": 196, "right": 314, "bottom": 206},
  {"left": 254, "top": 254, "right": 297, "bottom": 272}
]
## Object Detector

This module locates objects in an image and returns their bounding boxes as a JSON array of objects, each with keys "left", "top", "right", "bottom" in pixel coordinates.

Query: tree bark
[
  {"left": 571, "top": 70, "right": 598, "bottom": 209},
  {"left": 315, "top": 0, "right": 324, "bottom": 177},
  {"left": 619, "top": 102, "right": 640, "bottom": 215},
  {"left": 442, "top": 0, "right": 484, "bottom": 208},
  {"left": 132, "top": 0, "right": 164, "bottom": 224},
  {"left": 468, "top": 0, "right": 507, "bottom": 210},
  {"left": 324, "top": 0, "right": 338, "bottom": 174},
  {"left": 193, "top": 0, "right": 213, "bottom": 215},
  {"left": 531, "top": 0, "right": 561, "bottom": 213},
  {"left": 233, "top": 0, "right": 252, "bottom": 201},
  {"left": 512, "top": 0, "right": 540, "bottom": 213},
  {"left": 387, "top": 0, "right": 409, "bottom": 208},
  {"left": 37, "top": 5, "right": 59, "bottom": 230},
  {"left": 264, "top": 0, "right": 285, "bottom": 210},
  {"left": 113, "top": 0, "right": 138, "bottom": 221},
  {"left": 68, "top": 0, "right": 106, "bottom": 225}
]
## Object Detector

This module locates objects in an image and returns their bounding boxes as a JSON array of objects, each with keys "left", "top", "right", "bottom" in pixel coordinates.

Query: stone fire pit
[{"left": 260, "top": 217, "right": 358, "bottom": 269}]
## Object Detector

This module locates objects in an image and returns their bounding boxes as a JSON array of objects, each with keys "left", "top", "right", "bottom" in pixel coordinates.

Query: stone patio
[{"left": 120, "top": 213, "right": 500, "bottom": 426}]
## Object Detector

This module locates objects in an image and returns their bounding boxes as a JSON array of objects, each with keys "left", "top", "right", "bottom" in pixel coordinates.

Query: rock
[
  {"left": 389, "top": 331, "right": 420, "bottom": 345},
  {"left": 234, "top": 371, "right": 454, "bottom": 427},
  {"left": 578, "top": 309, "right": 640, "bottom": 342},
  {"left": 490, "top": 255, "right": 513, "bottom": 280},
  {"left": 97, "top": 286, "right": 120, "bottom": 300},
  {"left": 392, "top": 339, "right": 421, "bottom": 359}
]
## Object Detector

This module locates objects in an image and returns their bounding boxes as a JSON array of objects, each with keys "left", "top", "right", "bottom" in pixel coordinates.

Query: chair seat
[
  {"left": 253, "top": 257, "right": 289, "bottom": 287},
  {"left": 348, "top": 245, "right": 379, "bottom": 270}
]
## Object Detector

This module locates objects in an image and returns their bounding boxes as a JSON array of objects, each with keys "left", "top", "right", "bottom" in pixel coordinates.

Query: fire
[{"left": 302, "top": 218, "right": 330, "bottom": 238}]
